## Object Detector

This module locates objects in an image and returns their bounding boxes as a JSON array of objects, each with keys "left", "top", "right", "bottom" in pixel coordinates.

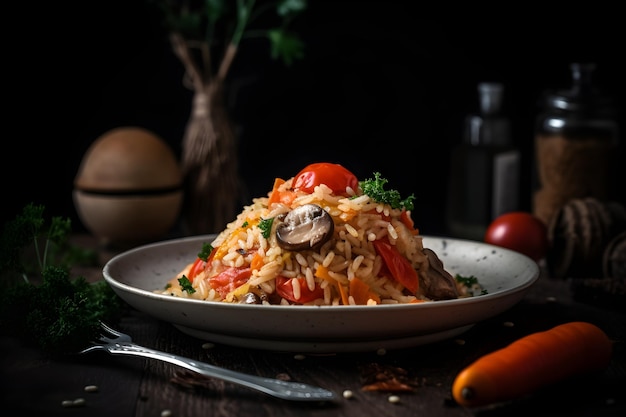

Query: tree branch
[
  {"left": 170, "top": 32, "right": 206, "bottom": 91},
  {"left": 216, "top": 43, "right": 238, "bottom": 84}
]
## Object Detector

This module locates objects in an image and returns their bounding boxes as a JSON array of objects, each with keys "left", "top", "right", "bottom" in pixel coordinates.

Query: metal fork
[{"left": 80, "top": 322, "right": 336, "bottom": 402}]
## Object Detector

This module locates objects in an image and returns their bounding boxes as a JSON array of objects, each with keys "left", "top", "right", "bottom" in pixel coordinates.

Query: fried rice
[{"left": 159, "top": 166, "right": 478, "bottom": 305}]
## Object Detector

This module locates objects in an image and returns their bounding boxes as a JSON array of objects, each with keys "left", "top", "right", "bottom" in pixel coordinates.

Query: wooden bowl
[{"left": 73, "top": 127, "right": 183, "bottom": 245}]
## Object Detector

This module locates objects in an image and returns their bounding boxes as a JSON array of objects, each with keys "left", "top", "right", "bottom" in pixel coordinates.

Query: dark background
[{"left": 4, "top": 2, "right": 625, "bottom": 237}]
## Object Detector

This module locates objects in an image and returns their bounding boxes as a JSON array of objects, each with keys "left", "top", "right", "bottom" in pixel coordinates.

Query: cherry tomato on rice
[
  {"left": 484, "top": 211, "right": 549, "bottom": 261},
  {"left": 293, "top": 162, "right": 359, "bottom": 196}
]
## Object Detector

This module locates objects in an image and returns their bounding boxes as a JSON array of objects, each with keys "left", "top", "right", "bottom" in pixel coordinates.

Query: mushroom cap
[{"left": 276, "top": 204, "right": 335, "bottom": 251}]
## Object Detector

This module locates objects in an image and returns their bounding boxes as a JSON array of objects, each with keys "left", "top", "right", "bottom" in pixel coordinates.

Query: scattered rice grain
[
  {"left": 72, "top": 398, "right": 86, "bottom": 406},
  {"left": 503, "top": 321, "right": 515, "bottom": 327},
  {"left": 294, "top": 354, "right": 306, "bottom": 360},
  {"left": 201, "top": 342, "right": 215, "bottom": 349},
  {"left": 388, "top": 395, "right": 400, "bottom": 403},
  {"left": 161, "top": 409, "right": 173, "bottom": 417},
  {"left": 342, "top": 389, "right": 354, "bottom": 399},
  {"left": 84, "top": 385, "right": 98, "bottom": 393}
]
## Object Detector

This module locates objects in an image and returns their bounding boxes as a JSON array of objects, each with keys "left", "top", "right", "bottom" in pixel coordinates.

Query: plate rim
[{"left": 102, "top": 234, "right": 540, "bottom": 351}]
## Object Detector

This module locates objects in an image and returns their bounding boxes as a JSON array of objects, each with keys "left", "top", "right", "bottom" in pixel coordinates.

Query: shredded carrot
[
  {"left": 267, "top": 178, "right": 285, "bottom": 207},
  {"left": 338, "top": 282, "right": 349, "bottom": 305},
  {"left": 213, "top": 218, "right": 258, "bottom": 261},
  {"left": 315, "top": 265, "right": 348, "bottom": 305},
  {"left": 250, "top": 252, "right": 264, "bottom": 271},
  {"left": 267, "top": 177, "right": 297, "bottom": 207},
  {"left": 349, "top": 277, "right": 381, "bottom": 305}
]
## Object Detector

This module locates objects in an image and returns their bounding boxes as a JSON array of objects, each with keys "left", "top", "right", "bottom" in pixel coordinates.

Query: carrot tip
[{"left": 461, "top": 386, "right": 475, "bottom": 400}]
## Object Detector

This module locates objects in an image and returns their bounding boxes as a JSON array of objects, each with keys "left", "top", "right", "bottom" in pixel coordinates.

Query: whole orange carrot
[{"left": 452, "top": 321, "right": 613, "bottom": 407}]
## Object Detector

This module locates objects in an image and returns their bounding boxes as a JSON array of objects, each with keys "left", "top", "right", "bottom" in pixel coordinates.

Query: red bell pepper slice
[{"left": 373, "top": 238, "right": 419, "bottom": 294}]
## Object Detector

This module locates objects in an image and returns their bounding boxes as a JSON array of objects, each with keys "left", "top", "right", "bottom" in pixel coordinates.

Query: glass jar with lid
[{"left": 533, "top": 62, "right": 619, "bottom": 228}]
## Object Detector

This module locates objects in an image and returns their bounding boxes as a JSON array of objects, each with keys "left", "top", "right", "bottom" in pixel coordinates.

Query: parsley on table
[{"left": 0, "top": 203, "right": 125, "bottom": 356}]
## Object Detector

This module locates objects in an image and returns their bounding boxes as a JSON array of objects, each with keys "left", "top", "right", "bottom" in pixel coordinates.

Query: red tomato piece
[
  {"left": 187, "top": 257, "right": 206, "bottom": 281},
  {"left": 276, "top": 276, "right": 324, "bottom": 304},
  {"left": 209, "top": 267, "right": 252, "bottom": 298},
  {"left": 484, "top": 211, "right": 549, "bottom": 261},
  {"left": 188, "top": 246, "right": 218, "bottom": 281},
  {"left": 293, "top": 162, "right": 359, "bottom": 196},
  {"left": 372, "top": 238, "right": 419, "bottom": 294}
]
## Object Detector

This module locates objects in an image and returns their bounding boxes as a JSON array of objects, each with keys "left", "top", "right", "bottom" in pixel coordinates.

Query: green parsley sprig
[
  {"left": 359, "top": 172, "right": 415, "bottom": 211},
  {"left": 0, "top": 203, "right": 125, "bottom": 356}
]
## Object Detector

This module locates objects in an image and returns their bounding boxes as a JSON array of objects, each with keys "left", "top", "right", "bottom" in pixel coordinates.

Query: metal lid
[{"left": 543, "top": 63, "right": 615, "bottom": 114}]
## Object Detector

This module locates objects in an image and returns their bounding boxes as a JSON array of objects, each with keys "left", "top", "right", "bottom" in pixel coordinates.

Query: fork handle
[{"left": 104, "top": 343, "right": 335, "bottom": 402}]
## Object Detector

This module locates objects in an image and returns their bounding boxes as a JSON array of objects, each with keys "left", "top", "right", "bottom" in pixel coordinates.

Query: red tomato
[
  {"left": 209, "top": 267, "right": 252, "bottom": 297},
  {"left": 276, "top": 276, "right": 324, "bottom": 304},
  {"left": 187, "top": 257, "right": 206, "bottom": 281},
  {"left": 372, "top": 238, "right": 419, "bottom": 293},
  {"left": 293, "top": 162, "right": 359, "bottom": 196},
  {"left": 187, "top": 246, "right": 218, "bottom": 281},
  {"left": 484, "top": 212, "right": 549, "bottom": 261}
]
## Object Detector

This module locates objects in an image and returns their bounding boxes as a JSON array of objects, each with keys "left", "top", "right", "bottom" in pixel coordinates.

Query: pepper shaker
[{"left": 533, "top": 63, "right": 619, "bottom": 228}]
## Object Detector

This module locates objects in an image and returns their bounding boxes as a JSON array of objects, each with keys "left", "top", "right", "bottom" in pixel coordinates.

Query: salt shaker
[{"left": 446, "top": 82, "right": 520, "bottom": 240}]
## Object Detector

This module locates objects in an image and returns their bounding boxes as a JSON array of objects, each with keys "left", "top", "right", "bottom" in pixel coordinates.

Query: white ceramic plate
[{"left": 103, "top": 235, "right": 539, "bottom": 353}]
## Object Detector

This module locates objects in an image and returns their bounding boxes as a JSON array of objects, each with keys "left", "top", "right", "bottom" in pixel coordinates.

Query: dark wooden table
[{"left": 1, "top": 235, "right": 625, "bottom": 416}]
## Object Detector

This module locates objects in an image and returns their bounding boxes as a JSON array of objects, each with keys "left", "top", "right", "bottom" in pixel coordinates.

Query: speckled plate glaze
[{"left": 103, "top": 235, "right": 540, "bottom": 353}]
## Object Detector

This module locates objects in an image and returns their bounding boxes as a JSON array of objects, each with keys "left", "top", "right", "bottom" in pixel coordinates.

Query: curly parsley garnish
[
  {"left": 359, "top": 172, "right": 415, "bottom": 210},
  {"left": 258, "top": 218, "right": 274, "bottom": 239},
  {"left": 455, "top": 274, "right": 488, "bottom": 295}
]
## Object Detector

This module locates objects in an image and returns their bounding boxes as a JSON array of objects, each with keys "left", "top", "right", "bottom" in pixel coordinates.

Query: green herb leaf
[
  {"left": 455, "top": 274, "right": 479, "bottom": 287},
  {"left": 359, "top": 172, "right": 415, "bottom": 211},
  {"left": 0, "top": 203, "right": 125, "bottom": 356},
  {"left": 268, "top": 29, "right": 305, "bottom": 66},
  {"left": 178, "top": 275, "right": 196, "bottom": 294},
  {"left": 198, "top": 242, "right": 214, "bottom": 261},
  {"left": 259, "top": 217, "right": 274, "bottom": 239}
]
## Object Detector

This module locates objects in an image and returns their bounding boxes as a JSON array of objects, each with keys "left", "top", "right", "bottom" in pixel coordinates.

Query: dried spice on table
[{"left": 359, "top": 363, "right": 419, "bottom": 392}]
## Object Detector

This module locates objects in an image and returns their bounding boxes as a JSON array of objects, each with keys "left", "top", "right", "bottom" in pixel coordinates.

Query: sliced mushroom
[
  {"left": 275, "top": 204, "right": 334, "bottom": 251},
  {"left": 237, "top": 288, "right": 269, "bottom": 304},
  {"left": 420, "top": 248, "right": 459, "bottom": 300},
  {"left": 238, "top": 292, "right": 262, "bottom": 304}
]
